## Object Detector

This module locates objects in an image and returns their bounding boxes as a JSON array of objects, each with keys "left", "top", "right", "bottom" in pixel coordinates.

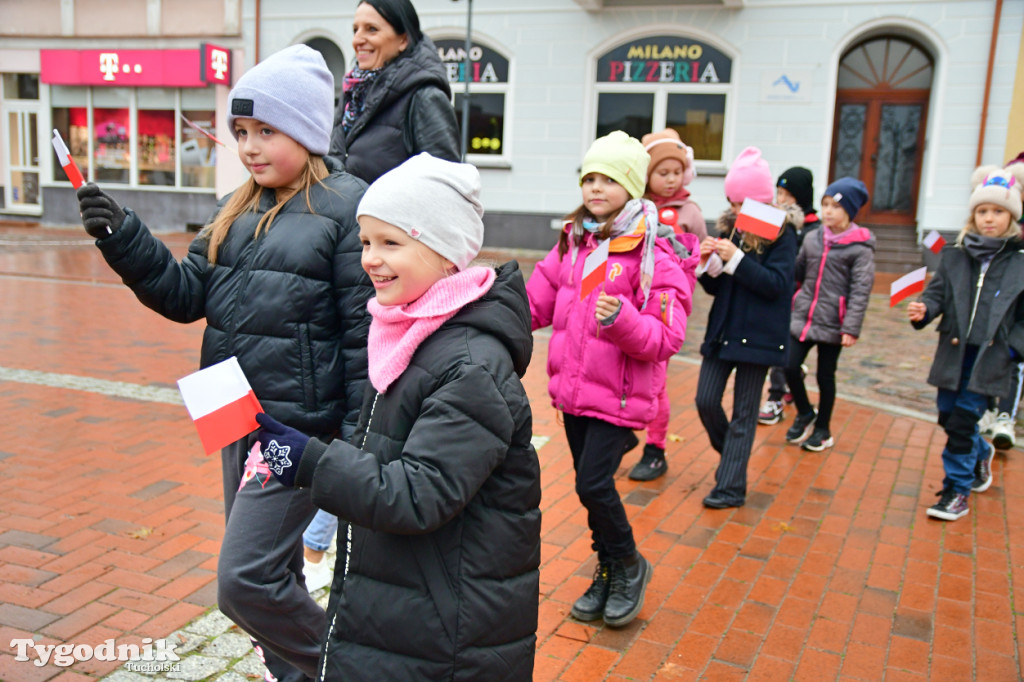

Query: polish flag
[
  {"left": 51, "top": 129, "right": 84, "bottom": 189},
  {"left": 735, "top": 198, "right": 786, "bottom": 240},
  {"left": 579, "top": 238, "right": 610, "bottom": 301},
  {"left": 177, "top": 357, "right": 263, "bottom": 454},
  {"left": 923, "top": 230, "right": 946, "bottom": 254},
  {"left": 889, "top": 266, "right": 927, "bottom": 307}
]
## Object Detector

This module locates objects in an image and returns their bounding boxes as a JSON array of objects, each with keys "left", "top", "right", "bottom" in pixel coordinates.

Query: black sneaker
[
  {"left": 603, "top": 554, "right": 652, "bottom": 627},
  {"left": 801, "top": 427, "right": 834, "bottom": 452},
  {"left": 972, "top": 440, "right": 995, "bottom": 492},
  {"left": 786, "top": 410, "right": 817, "bottom": 443},
  {"left": 570, "top": 561, "right": 610, "bottom": 621},
  {"left": 926, "top": 488, "right": 969, "bottom": 521},
  {"left": 628, "top": 444, "right": 667, "bottom": 481}
]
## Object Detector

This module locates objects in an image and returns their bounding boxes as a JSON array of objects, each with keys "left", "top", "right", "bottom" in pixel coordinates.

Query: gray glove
[{"left": 77, "top": 183, "right": 125, "bottom": 238}]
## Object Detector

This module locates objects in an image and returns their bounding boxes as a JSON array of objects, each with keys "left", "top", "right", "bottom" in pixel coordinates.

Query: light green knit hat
[{"left": 580, "top": 131, "right": 650, "bottom": 200}]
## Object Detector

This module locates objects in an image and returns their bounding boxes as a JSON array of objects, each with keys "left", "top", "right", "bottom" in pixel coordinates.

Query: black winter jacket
[
  {"left": 96, "top": 158, "right": 372, "bottom": 439},
  {"left": 295, "top": 262, "right": 541, "bottom": 682},
  {"left": 329, "top": 36, "right": 460, "bottom": 184},
  {"left": 699, "top": 209, "right": 799, "bottom": 366},
  {"left": 912, "top": 237, "right": 1024, "bottom": 399}
]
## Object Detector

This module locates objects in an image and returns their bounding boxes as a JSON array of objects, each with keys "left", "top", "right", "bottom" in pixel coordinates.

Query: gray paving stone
[
  {"left": 103, "top": 670, "right": 153, "bottom": 682},
  {"left": 230, "top": 652, "right": 269, "bottom": 678},
  {"left": 165, "top": 655, "right": 227, "bottom": 681},
  {"left": 182, "top": 610, "right": 235, "bottom": 638},
  {"left": 213, "top": 673, "right": 251, "bottom": 682},
  {"left": 165, "top": 631, "right": 207, "bottom": 656},
  {"left": 203, "top": 632, "right": 253, "bottom": 660}
]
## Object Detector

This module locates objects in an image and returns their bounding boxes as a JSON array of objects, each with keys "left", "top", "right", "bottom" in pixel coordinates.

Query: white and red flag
[
  {"left": 579, "top": 238, "right": 610, "bottom": 301},
  {"left": 177, "top": 357, "right": 263, "bottom": 454},
  {"left": 923, "top": 230, "right": 946, "bottom": 254},
  {"left": 51, "top": 129, "right": 85, "bottom": 189},
  {"left": 889, "top": 266, "right": 927, "bottom": 307},
  {"left": 735, "top": 198, "right": 786, "bottom": 240}
]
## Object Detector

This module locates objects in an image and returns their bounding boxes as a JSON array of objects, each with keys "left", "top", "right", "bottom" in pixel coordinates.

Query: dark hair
[{"left": 358, "top": 0, "right": 423, "bottom": 45}]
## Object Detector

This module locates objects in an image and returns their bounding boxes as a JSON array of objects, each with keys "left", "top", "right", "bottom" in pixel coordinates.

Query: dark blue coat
[{"left": 699, "top": 210, "right": 798, "bottom": 367}]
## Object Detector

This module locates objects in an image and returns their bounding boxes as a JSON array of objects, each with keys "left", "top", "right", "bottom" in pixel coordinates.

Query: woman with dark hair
[{"left": 329, "top": 0, "right": 461, "bottom": 183}]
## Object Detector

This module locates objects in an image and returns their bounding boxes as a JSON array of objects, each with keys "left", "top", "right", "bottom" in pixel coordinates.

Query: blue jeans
[
  {"left": 303, "top": 509, "right": 338, "bottom": 552},
  {"left": 936, "top": 347, "right": 989, "bottom": 495}
]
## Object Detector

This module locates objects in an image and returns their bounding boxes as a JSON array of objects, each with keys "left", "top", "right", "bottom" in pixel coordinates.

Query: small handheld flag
[
  {"left": 177, "top": 357, "right": 263, "bottom": 454},
  {"left": 579, "top": 238, "right": 610, "bottom": 301},
  {"left": 51, "top": 129, "right": 84, "bottom": 189},
  {"left": 890, "top": 266, "right": 927, "bottom": 307},
  {"left": 923, "top": 230, "right": 946, "bottom": 254},
  {"left": 735, "top": 198, "right": 786, "bottom": 240}
]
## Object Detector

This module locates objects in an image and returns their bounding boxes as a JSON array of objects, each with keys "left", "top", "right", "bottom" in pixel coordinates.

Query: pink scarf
[
  {"left": 367, "top": 266, "right": 496, "bottom": 393},
  {"left": 650, "top": 186, "right": 692, "bottom": 208}
]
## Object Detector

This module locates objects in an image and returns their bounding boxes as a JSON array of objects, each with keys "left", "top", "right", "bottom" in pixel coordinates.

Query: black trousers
[
  {"left": 695, "top": 355, "right": 768, "bottom": 504},
  {"left": 784, "top": 336, "right": 843, "bottom": 430},
  {"left": 563, "top": 413, "right": 637, "bottom": 561}
]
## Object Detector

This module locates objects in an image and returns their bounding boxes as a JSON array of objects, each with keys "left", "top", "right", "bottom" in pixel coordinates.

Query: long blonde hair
[{"left": 201, "top": 155, "right": 330, "bottom": 263}]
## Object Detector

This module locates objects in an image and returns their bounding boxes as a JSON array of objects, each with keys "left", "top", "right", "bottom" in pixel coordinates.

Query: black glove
[
  {"left": 77, "top": 183, "right": 126, "bottom": 238},
  {"left": 255, "top": 413, "right": 310, "bottom": 488}
]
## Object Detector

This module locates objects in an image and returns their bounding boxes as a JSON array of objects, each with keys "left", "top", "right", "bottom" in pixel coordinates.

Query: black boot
[
  {"left": 603, "top": 553, "right": 652, "bottom": 627},
  {"left": 570, "top": 560, "right": 611, "bottom": 621},
  {"left": 628, "top": 444, "right": 667, "bottom": 481}
]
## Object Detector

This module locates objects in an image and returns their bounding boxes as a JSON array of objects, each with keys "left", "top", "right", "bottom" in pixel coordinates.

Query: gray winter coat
[
  {"left": 295, "top": 262, "right": 541, "bottom": 681},
  {"left": 912, "top": 238, "right": 1024, "bottom": 398},
  {"left": 96, "top": 157, "right": 372, "bottom": 439},
  {"left": 790, "top": 224, "right": 876, "bottom": 344},
  {"left": 329, "top": 36, "right": 460, "bottom": 184}
]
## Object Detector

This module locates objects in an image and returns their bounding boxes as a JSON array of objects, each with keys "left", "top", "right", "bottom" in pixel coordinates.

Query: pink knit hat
[{"left": 724, "top": 147, "right": 774, "bottom": 204}]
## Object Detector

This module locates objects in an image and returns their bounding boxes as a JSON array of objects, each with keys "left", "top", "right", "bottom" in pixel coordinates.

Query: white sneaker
[
  {"left": 979, "top": 408, "right": 998, "bottom": 438},
  {"left": 303, "top": 555, "right": 334, "bottom": 593},
  {"left": 991, "top": 412, "right": 1016, "bottom": 450}
]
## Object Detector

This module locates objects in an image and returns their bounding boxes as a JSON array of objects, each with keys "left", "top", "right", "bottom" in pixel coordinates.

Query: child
[
  {"left": 76, "top": 45, "right": 372, "bottom": 682},
  {"left": 759, "top": 166, "right": 819, "bottom": 425},
  {"left": 908, "top": 164, "right": 1024, "bottom": 521},
  {"left": 253, "top": 152, "right": 542, "bottom": 679},
  {"left": 527, "top": 131, "right": 693, "bottom": 626},
  {"left": 695, "top": 146, "right": 800, "bottom": 508},
  {"left": 626, "top": 128, "right": 703, "bottom": 481},
  {"left": 784, "top": 177, "right": 875, "bottom": 451}
]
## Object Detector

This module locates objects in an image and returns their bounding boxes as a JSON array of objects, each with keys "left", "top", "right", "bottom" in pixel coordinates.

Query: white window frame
[
  {"left": 431, "top": 33, "right": 513, "bottom": 169},
  {"left": 586, "top": 29, "right": 738, "bottom": 176}
]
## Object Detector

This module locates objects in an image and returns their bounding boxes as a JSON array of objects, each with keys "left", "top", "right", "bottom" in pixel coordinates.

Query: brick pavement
[{"left": 0, "top": 226, "right": 1022, "bottom": 680}]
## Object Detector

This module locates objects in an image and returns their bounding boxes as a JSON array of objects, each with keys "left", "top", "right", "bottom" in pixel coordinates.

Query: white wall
[{"left": 248, "top": 0, "right": 1023, "bottom": 237}]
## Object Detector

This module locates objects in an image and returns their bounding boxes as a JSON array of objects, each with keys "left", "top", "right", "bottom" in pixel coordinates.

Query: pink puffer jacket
[{"left": 527, "top": 230, "right": 698, "bottom": 429}]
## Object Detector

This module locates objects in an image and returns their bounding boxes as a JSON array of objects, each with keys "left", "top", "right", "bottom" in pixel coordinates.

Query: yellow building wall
[{"left": 1005, "top": 16, "right": 1024, "bottom": 161}]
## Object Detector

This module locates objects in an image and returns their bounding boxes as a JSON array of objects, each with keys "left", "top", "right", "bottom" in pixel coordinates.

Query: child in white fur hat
[
  {"left": 909, "top": 163, "right": 1024, "bottom": 521},
  {"left": 254, "top": 153, "right": 541, "bottom": 680},
  {"left": 76, "top": 44, "right": 372, "bottom": 682}
]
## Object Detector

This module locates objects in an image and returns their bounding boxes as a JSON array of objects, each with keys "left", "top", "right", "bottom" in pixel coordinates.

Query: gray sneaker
[
  {"left": 991, "top": 413, "right": 1016, "bottom": 450},
  {"left": 972, "top": 440, "right": 995, "bottom": 492}
]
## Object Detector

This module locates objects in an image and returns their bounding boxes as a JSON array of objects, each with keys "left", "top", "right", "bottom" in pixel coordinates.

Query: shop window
[
  {"left": 2, "top": 73, "right": 39, "bottom": 100},
  {"left": 594, "top": 35, "right": 733, "bottom": 165},
  {"left": 51, "top": 86, "right": 90, "bottom": 183},
  {"left": 435, "top": 38, "right": 510, "bottom": 164},
  {"left": 49, "top": 85, "right": 216, "bottom": 189}
]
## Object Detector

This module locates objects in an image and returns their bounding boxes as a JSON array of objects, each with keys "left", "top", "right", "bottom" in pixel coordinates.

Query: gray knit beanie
[
  {"left": 227, "top": 44, "right": 333, "bottom": 156},
  {"left": 357, "top": 153, "right": 484, "bottom": 271}
]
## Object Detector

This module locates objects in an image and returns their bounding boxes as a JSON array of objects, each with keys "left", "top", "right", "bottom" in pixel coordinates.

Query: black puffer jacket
[
  {"left": 699, "top": 209, "right": 799, "bottom": 366},
  {"left": 913, "top": 237, "right": 1024, "bottom": 398},
  {"left": 329, "top": 36, "right": 460, "bottom": 184},
  {"left": 295, "top": 262, "right": 541, "bottom": 682},
  {"left": 96, "top": 157, "right": 372, "bottom": 439}
]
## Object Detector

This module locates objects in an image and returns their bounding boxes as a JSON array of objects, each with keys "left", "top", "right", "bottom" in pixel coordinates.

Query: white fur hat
[{"left": 970, "top": 165, "right": 1024, "bottom": 221}]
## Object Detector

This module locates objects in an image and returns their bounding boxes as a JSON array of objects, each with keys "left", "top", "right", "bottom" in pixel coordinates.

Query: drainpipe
[
  {"left": 251, "top": 0, "right": 260, "bottom": 62},
  {"left": 976, "top": 0, "right": 1003, "bottom": 166}
]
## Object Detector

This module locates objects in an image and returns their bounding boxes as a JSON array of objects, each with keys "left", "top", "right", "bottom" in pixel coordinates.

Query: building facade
[{"left": 2, "top": 0, "right": 1022, "bottom": 272}]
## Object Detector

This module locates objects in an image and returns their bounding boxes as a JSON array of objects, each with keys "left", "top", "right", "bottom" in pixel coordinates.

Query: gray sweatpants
[{"left": 218, "top": 437, "right": 325, "bottom": 682}]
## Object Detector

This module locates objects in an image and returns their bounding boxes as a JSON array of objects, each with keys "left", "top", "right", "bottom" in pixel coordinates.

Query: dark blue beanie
[{"left": 823, "top": 177, "right": 869, "bottom": 221}]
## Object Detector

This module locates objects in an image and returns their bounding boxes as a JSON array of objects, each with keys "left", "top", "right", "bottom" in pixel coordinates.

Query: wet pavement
[{"left": 1, "top": 224, "right": 1022, "bottom": 681}]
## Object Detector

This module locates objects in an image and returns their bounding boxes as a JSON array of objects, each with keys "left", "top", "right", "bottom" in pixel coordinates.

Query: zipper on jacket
[
  {"left": 965, "top": 267, "right": 987, "bottom": 341},
  {"left": 320, "top": 392, "right": 379, "bottom": 681}
]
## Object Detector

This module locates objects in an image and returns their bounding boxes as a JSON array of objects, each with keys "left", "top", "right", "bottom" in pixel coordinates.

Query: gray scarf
[{"left": 962, "top": 232, "right": 1007, "bottom": 263}]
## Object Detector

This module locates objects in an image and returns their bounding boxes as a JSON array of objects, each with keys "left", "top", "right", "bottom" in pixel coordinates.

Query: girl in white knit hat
[
  {"left": 77, "top": 44, "right": 372, "bottom": 682},
  {"left": 253, "top": 152, "right": 541, "bottom": 680},
  {"left": 908, "top": 163, "right": 1024, "bottom": 521}
]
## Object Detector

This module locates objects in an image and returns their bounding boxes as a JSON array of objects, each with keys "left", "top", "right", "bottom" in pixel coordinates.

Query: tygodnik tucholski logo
[{"left": 10, "top": 636, "right": 181, "bottom": 672}]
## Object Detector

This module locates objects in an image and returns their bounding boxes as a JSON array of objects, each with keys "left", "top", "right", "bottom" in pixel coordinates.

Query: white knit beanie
[
  {"left": 227, "top": 44, "right": 334, "bottom": 156},
  {"left": 357, "top": 153, "right": 485, "bottom": 271}
]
